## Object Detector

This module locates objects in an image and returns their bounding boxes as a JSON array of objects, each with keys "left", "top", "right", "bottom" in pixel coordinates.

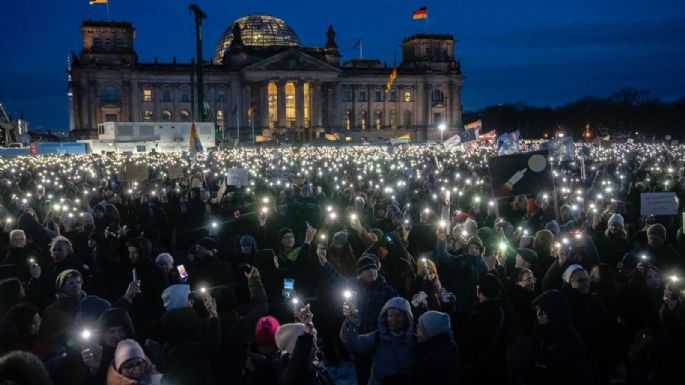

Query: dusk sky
[{"left": 1, "top": 0, "right": 684, "bottom": 131}]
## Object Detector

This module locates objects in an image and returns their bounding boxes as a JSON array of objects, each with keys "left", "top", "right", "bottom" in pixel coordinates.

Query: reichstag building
[{"left": 69, "top": 15, "right": 464, "bottom": 142}]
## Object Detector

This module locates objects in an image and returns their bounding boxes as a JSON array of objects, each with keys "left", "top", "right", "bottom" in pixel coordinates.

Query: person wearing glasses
[
  {"left": 107, "top": 339, "right": 161, "bottom": 385},
  {"left": 562, "top": 264, "right": 614, "bottom": 385}
]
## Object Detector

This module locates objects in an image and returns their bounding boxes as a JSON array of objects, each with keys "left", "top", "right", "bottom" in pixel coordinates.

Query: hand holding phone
[{"left": 176, "top": 265, "right": 189, "bottom": 279}]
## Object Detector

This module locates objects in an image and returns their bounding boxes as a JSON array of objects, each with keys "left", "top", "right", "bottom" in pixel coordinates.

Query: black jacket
[{"left": 412, "top": 331, "right": 461, "bottom": 385}]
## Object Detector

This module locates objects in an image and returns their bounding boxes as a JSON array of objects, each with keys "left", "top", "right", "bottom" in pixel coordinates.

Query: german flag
[{"left": 412, "top": 6, "right": 428, "bottom": 19}]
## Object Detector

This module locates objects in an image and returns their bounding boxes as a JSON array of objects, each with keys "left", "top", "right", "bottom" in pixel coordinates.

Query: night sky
[{"left": 1, "top": 0, "right": 684, "bottom": 131}]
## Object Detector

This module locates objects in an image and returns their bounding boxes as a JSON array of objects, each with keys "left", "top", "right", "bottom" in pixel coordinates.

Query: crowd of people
[{"left": 0, "top": 141, "right": 683, "bottom": 385}]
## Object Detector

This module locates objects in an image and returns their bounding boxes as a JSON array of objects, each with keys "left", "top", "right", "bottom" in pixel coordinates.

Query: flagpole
[
  {"left": 106, "top": 1, "right": 110, "bottom": 19},
  {"left": 360, "top": 40, "right": 363, "bottom": 60}
]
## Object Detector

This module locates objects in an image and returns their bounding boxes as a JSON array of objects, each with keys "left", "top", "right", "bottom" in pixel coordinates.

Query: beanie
[
  {"left": 76, "top": 296, "right": 111, "bottom": 326},
  {"left": 466, "top": 236, "right": 484, "bottom": 252},
  {"left": 276, "top": 323, "right": 313, "bottom": 355},
  {"left": 98, "top": 308, "right": 135, "bottom": 337},
  {"left": 477, "top": 273, "right": 502, "bottom": 298},
  {"left": 357, "top": 253, "right": 380, "bottom": 274},
  {"left": 114, "top": 339, "right": 146, "bottom": 370},
  {"left": 516, "top": 248, "right": 539, "bottom": 266},
  {"left": 562, "top": 264, "right": 585, "bottom": 283},
  {"left": 254, "top": 316, "right": 280, "bottom": 347},
  {"left": 155, "top": 253, "right": 173, "bottom": 266},
  {"left": 417, "top": 311, "right": 451, "bottom": 340},
  {"left": 647, "top": 224, "right": 667, "bottom": 239},
  {"left": 278, "top": 228, "right": 295, "bottom": 241},
  {"left": 55, "top": 269, "right": 82, "bottom": 290},
  {"left": 161, "top": 284, "right": 191, "bottom": 310},
  {"left": 608, "top": 213, "right": 624, "bottom": 226},
  {"left": 197, "top": 237, "right": 217, "bottom": 251}
]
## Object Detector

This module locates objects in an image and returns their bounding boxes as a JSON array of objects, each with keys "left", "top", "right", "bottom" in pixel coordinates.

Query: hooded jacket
[{"left": 340, "top": 297, "right": 416, "bottom": 385}]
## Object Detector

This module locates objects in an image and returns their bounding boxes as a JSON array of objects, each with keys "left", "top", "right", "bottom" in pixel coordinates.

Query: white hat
[
  {"left": 161, "top": 284, "right": 190, "bottom": 310},
  {"left": 562, "top": 264, "right": 585, "bottom": 284},
  {"left": 114, "top": 339, "right": 146, "bottom": 370},
  {"left": 276, "top": 323, "right": 314, "bottom": 355},
  {"left": 608, "top": 213, "right": 624, "bottom": 226}
]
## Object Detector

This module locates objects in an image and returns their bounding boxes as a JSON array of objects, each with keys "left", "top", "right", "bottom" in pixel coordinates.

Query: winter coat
[
  {"left": 340, "top": 297, "right": 416, "bottom": 385},
  {"left": 322, "top": 262, "right": 398, "bottom": 333},
  {"left": 508, "top": 285, "right": 538, "bottom": 337},
  {"left": 276, "top": 333, "right": 335, "bottom": 385},
  {"left": 411, "top": 332, "right": 460, "bottom": 385},
  {"left": 459, "top": 299, "right": 509, "bottom": 385},
  {"left": 434, "top": 239, "right": 488, "bottom": 315},
  {"left": 39, "top": 291, "right": 85, "bottom": 355}
]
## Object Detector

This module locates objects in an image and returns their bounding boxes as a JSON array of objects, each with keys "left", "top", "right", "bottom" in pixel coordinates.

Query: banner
[
  {"left": 464, "top": 119, "right": 482, "bottom": 130},
  {"left": 443, "top": 133, "right": 462, "bottom": 149},
  {"left": 640, "top": 192, "right": 678, "bottom": 216},
  {"left": 226, "top": 168, "right": 249, "bottom": 187},
  {"left": 167, "top": 165, "right": 184, "bottom": 179},
  {"left": 118, "top": 162, "right": 149, "bottom": 182},
  {"left": 540, "top": 136, "right": 574, "bottom": 161},
  {"left": 459, "top": 127, "right": 480, "bottom": 143},
  {"left": 497, "top": 130, "right": 520, "bottom": 155},
  {"left": 488, "top": 149, "right": 554, "bottom": 198},
  {"left": 479, "top": 130, "right": 497, "bottom": 142}
]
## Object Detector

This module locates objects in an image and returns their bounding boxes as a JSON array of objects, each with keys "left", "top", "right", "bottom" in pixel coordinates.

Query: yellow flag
[
  {"left": 386, "top": 66, "right": 398, "bottom": 92},
  {"left": 89, "top": 0, "right": 108, "bottom": 5}
]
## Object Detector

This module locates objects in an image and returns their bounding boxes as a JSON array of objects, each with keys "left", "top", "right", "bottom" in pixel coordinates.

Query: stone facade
[{"left": 69, "top": 16, "right": 464, "bottom": 142}]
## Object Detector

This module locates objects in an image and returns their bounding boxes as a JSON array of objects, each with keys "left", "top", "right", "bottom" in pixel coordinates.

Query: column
[
  {"left": 242, "top": 82, "right": 252, "bottom": 130},
  {"left": 350, "top": 85, "right": 356, "bottom": 130},
  {"left": 230, "top": 77, "right": 241, "bottom": 134},
  {"left": 88, "top": 78, "right": 96, "bottom": 129},
  {"left": 424, "top": 83, "right": 432, "bottom": 139},
  {"left": 259, "top": 82, "right": 269, "bottom": 134},
  {"left": 295, "top": 81, "right": 305, "bottom": 129},
  {"left": 313, "top": 82, "right": 323, "bottom": 128},
  {"left": 277, "top": 80, "right": 286, "bottom": 129},
  {"left": 366, "top": 85, "right": 372, "bottom": 130},
  {"left": 454, "top": 84, "right": 463, "bottom": 128}
]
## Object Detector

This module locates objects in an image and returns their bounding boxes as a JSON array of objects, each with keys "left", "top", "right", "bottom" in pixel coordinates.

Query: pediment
[{"left": 243, "top": 49, "right": 341, "bottom": 73}]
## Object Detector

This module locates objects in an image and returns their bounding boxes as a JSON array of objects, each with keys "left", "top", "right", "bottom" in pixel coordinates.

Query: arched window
[
  {"left": 162, "top": 110, "right": 172, "bottom": 122},
  {"left": 403, "top": 110, "right": 412, "bottom": 128},
  {"left": 143, "top": 87, "right": 153, "bottom": 102},
  {"left": 359, "top": 110, "right": 367, "bottom": 130},
  {"left": 375, "top": 110, "right": 383, "bottom": 129},
  {"left": 403, "top": 89, "right": 413, "bottom": 103},
  {"left": 143, "top": 110, "right": 154, "bottom": 121},
  {"left": 268, "top": 82, "right": 278, "bottom": 129},
  {"left": 431, "top": 89, "right": 445, "bottom": 103},
  {"left": 285, "top": 82, "right": 296, "bottom": 127},
  {"left": 216, "top": 110, "right": 224, "bottom": 131}
]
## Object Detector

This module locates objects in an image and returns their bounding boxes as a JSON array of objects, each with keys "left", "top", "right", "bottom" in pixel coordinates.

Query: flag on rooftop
[
  {"left": 89, "top": 0, "right": 107, "bottom": 4},
  {"left": 413, "top": 6, "right": 428, "bottom": 19},
  {"left": 386, "top": 66, "right": 398, "bottom": 92}
]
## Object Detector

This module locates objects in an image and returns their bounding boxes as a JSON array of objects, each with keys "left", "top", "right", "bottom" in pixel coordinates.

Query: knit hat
[
  {"left": 608, "top": 213, "right": 624, "bottom": 226},
  {"left": 466, "top": 236, "right": 484, "bottom": 252},
  {"left": 544, "top": 220, "right": 560, "bottom": 236},
  {"left": 647, "top": 224, "right": 667, "bottom": 239},
  {"left": 516, "top": 248, "right": 538, "bottom": 266},
  {"left": 477, "top": 273, "right": 502, "bottom": 298},
  {"left": 55, "top": 269, "right": 82, "bottom": 290},
  {"left": 254, "top": 316, "right": 280, "bottom": 347},
  {"left": 562, "top": 264, "right": 585, "bottom": 283},
  {"left": 161, "top": 284, "right": 191, "bottom": 310},
  {"left": 98, "top": 308, "right": 135, "bottom": 337},
  {"left": 357, "top": 253, "right": 380, "bottom": 274},
  {"left": 196, "top": 237, "right": 217, "bottom": 251},
  {"left": 276, "top": 323, "right": 313, "bottom": 355},
  {"left": 278, "top": 228, "right": 295, "bottom": 240},
  {"left": 114, "top": 339, "right": 146, "bottom": 370},
  {"left": 417, "top": 311, "right": 451, "bottom": 340},
  {"left": 417, "top": 258, "right": 437, "bottom": 276},
  {"left": 76, "top": 296, "right": 111, "bottom": 326},
  {"left": 155, "top": 253, "right": 173, "bottom": 266}
]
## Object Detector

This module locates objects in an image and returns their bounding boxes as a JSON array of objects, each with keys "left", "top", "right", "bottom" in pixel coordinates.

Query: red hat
[{"left": 255, "top": 316, "right": 280, "bottom": 347}]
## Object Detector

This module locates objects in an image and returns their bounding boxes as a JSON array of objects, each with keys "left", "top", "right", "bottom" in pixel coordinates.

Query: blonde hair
[{"left": 50, "top": 235, "right": 73, "bottom": 255}]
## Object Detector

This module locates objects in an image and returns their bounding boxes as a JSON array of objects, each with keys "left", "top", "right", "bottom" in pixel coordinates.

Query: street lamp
[{"left": 439, "top": 123, "right": 446, "bottom": 143}]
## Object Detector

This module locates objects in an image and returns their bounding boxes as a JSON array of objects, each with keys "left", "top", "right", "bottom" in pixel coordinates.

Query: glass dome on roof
[{"left": 213, "top": 15, "right": 302, "bottom": 63}]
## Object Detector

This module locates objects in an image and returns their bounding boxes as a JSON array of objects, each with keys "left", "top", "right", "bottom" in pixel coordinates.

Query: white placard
[
  {"left": 226, "top": 168, "right": 249, "bottom": 187},
  {"left": 640, "top": 192, "right": 677, "bottom": 216}
]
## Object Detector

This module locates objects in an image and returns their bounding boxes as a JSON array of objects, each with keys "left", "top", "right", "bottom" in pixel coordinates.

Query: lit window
[
  {"left": 285, "top": 82, "right": 296, "bottom": 125},
  {"left": 217, "top": 110, "right": 224, "bottom": 131},
  {"left": 303, "top": 83, "right": 310, "bottom": 128},
  {"left": 162, "top": 110, "right": 172, "bottom": 121},
  {"left": 345, "top": 110, "right": 351, "bottom": 130},
  {"left": 403, "top": 90, "right": 413, "bottom": 102},
  {"left": 375, "top": 110, "right": 382, "bottom": 129},
  {"left": 143, "top": 88, "right": 153, "bottom": 102},
  {"left": 268, "top": 82, "right": 278, "bottom": 128},
  {"left": 143, "top": 110, "right": 153, "bottom": 121}
]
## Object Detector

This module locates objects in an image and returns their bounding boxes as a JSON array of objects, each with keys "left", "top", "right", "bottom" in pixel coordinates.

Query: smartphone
[
  {"left": 176, "top": 265, "right": 189, "bottom": 279},
  {"left": 283, "top": 278, "right": 295, "bottom": 291},
  {"left": 132, "top": 268, "right": 137, "bottom": 282}
]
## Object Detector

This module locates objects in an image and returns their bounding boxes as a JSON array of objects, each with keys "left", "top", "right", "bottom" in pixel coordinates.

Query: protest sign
[
  {"left": 488, "top": 149, "right": 554, "bottom": 198},
  {"left": 266, "top": 169, "right": 294, "bottom": 181},
  {"left": 167, "top": 165, "right": 184, "bottom": 179},
  {"left": 640, "top": 192, "right": 678, "bottom": 216},
  {"left": 117, "top": 162, "right": 149, "bottom": 182},
  {"left": 226, "top": 168, "right": 249, "bottom": 186},
  {"left": 540, "top": 136, "right": 574, "bottom": 161}
]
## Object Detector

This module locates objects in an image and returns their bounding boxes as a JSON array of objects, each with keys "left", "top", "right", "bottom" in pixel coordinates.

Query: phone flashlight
[
  {"left": 640, "top": 254, "right": 648, "bottom": 261},
  {"left": 438, "top": 220, "right": 446, "bottom": 228},
  {"left": 211, "top": 222, "right": 218, "bottom": 228},
  {"left": 498, "top": 242, "right": 507, "bottom": 251},
  {"left": 343, "top": 290, "right": 352, "bottom": 300},
  {"left": 350, "top": 213, "right": 358, "bottom": 221},
  {"left": 291, "top": 297, "right": 300, "bottom": 305},
  {"left": 81, "top": 329, "right": 92, "bottom": 341},
  {"left": 488, "top": 201, "right": 495, "bottom": 207},
  {"left": 261, "top": 207, "right": 268, "bottom": 214},
  {"left": 670, "top": 275, "right": 679, "bottom": 283},
  {"left": 329, "top": 212, "right": 337, "bottom": 220},
  {"left": 200, "top": 287, "right": 207, "bottom": 294},
  {"left": 28, "top": 258, "right": 36, "bottom": 265}
]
